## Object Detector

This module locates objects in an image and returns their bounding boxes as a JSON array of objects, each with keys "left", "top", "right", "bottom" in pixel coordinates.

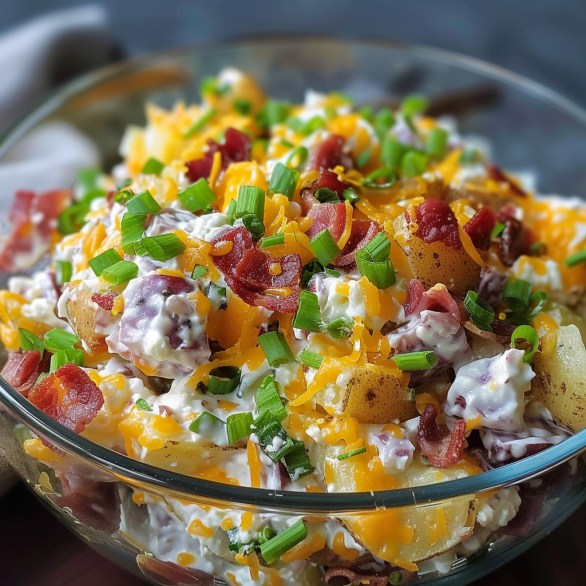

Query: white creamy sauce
[
  {"left": 510, "top": 255, "right": 562, "bottom": 291},
  {"left": 313, "top": 273, "right": 366, "bottom": 326},
  {"left": 367, "top": 428, "right": 415, "bottom": 474}
]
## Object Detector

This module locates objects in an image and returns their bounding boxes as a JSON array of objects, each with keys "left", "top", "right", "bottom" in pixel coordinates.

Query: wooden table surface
[{"left": 2, "top": 482, "right": 585, "bottom": 586}]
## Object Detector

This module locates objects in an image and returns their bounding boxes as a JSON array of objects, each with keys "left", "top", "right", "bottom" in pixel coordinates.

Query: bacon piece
[
  {"left": 477, "top": 268, "right": 507, "bottom": 308},
  {"left": 417, "top": 404, "right": 467, "bottom": 468},
  {"left": 463, "top": 207, "right": 497, "bottom": 251},
  {"left": 299, "top": 170, "right": 349, "bottom": 214},
  {"left": 404, "top": 279, "right": 461, "bottom": 321},
  {"left": 497, "top": 206, "right": 527, "bottom": 267},
  {"left": 28, "top": 363, "right": 104, "bottom": 434},
  {"left": 408, "top": 198, "right": 462, "bottom": 250},
  {"left": 91, "top": 291, "right": 117, "bottom": 311},
  {"left": 306, "top": 202, "right": 347, "bottom": 241},
  {"left": 184, "top": 127, "right": 251, "bottom": 183},
  {"left": 0, "top": 190, "right": 71, "bottom": 272},
  {"left": 210, "top": 227, "right": 252, "bottom": 276},
  {"left": 1, "top": 350, "right": 51, "bottom": 397},
  {"left": 304, "top": 134, "right": 348, "bottom": 171},
  {"left": 333, "top": 220, "right": 381, "bottom": 267},
  {"left": 404, "top": 279, "right": 425, "bottom": 316},
  {"left": 325, "top": 567, "right": 392, "bottom": 586},
  {"left": 486, "top": 164, "right": 526, "bottom": 197}
]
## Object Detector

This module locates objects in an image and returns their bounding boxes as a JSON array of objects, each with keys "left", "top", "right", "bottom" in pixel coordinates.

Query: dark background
[{"left": 2, "top": 1, "right": 586, "bottom": 585}]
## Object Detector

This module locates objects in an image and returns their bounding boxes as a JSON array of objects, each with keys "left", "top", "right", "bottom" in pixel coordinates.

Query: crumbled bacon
[
  {"left": 477, "top": 268, "right": 507, "bottom": 308},
  {"left": 324, "top": 567, "right": 392, "bottom": 586},
  {"left": 333, "top": 220, "right": 381, "bottom": 267},
  {"left": 0, "top": 189, "right": 71, "bottom": 272},
  {"left": 211, "top": 228, "right": 303, "bottom": 313},
  {"left": 498, "top": 216, "right": 525, "bottom": 267},
  {"left": 299, "top": 169, "right": 350, "bottom": 213},
  {"left": 184, "top": 127, "right": 251, "bottom": 183},
  {"left": 486, "top": 164, "right": 526, "bottom": 197},
  {"left": 463, "top": 207, "right": 498, "bottom": 250},
  {"left": 304, "top": 134, "right": 350, "bottom": 171},
  {"left": 417, "top": 404, "right": 467, "bottom": 468},
  {"left": 91, "top": 291, "right": 117, "bottom": 311},
  {"left": 407, "top": 198, "right": 462, "bottom": 250},
  {"left": 28, "top": 363, "right": 104, "bottom": 434},
  {"left": 404, "top": 279, "right": 461, "bottom": 321},
  {"left": 1, "top": 350, "right": 51, "bottom": 397},
  {"left": 306, "top": 202, "right": 347, "bottom": 241}
]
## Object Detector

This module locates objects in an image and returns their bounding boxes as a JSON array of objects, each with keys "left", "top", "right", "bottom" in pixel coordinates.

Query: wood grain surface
[{"left": 2, "top": 482, "right": 585, "bottom": 586}]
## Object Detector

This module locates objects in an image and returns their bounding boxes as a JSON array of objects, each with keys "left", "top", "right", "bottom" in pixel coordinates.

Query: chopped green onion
[
  {"left": 127, "top": 190, "right": 162, "bottom": 215},
  {"left": 114, "top": 189, "right": 134, "bottom": 205},
  {"left": 566, "top": 249, "right": 586, "bottom": 267},
  {"left": 141, "top": 158, "right": 165, "bottom": 175},
  {"left": 240, "top": 213, "right": 265, "bottom": 239},
  {"left": 57, "top": 188, "right": 105, "bottom": 235},
  {"left": 264, "top": 100, "right": 292, "bottom": 128},
  {"left": 261, "top": 234, "right": 285, "bottom": 248},
  {"left": 464, "top": 291, "right": 495, "bottom": 331},
  {"left": 121, "top": 212, "right": 146, "bottom": 253},
  {"left": 324, "top": 106, "right": 337, "bottom": 121},
  {"left": 88, "top": 248, "right": 122, "bottom": 277},
  {"left": 191, "top": 265, "right": 208, "bottom": 279},
  {"left": 236, "top": 185, "right": 265, "bottom": 222},
  {"left": 208, "top": 366, "right": 241, "bottom": 395},
  {"left": 227, "top": 412, "right": 253, "bottom": 444},
  {"left": 401, "top": 94, "right": 429, "bottom": 117},
  {"left": 314, "top": 188, "right": 340, "bottom": 204},
  {"left": 102, "top": 260, "right": 138, "bottom": 285},
  {"left": 309, "top": 229, "right": 340, "bottom": 266},
  {"left": 361, "top": 167, "right": 396, "bottom": 189},
  {"left": 283, "top": 441, "right": 315, "bottom": 480},
  {"left": 525, "top": 290, "right": 548, "bottom": 320},
  {"left": 19, "top": 329, "right": 44, "bottom": 356},
  {"left": 459, "top": 148, "right": 481, "bottom": 164},
  {"left": 136, "top": 398, "right": 152, "bottom": 411},
  {"left": 491, "top": 222, "right": 506, "bottom": 239},
  {"left": 259, "top": 331, "right": 295, "bottom": 367},
  {"left": 355, "top": 147, "right": 371, "bottom": 169},
  {"left": 268, "top": 163, "right": 299, "bottom": 200},
  {"left": 361, "top": 232, "right": 391, "bottom": 262},
  {"left": 55, "top": 260, "right": 72, "bottom": 286},
  {"left": 359, "top": 106, "right": 374, "bottom": 123},
  {"left": 178, "top": 178, "right": 217, "bottom": 212},
  {"left": 136, "top": 234, "right": 186, "bottom": 262},
  {"left": 356, "top": 257, "right": 396, "bottom": 289},
  {"left": 287, "top": 116, "right": 325, "bottom": 136},
  {"left": 298, "top": 350, "right": 324, "bottom": 369},
  {"left": 336, "top": 446, "right": 367, "bottom": 460},
  {"left": 426, "top": 128, "right": 448, "bottom": 159},
  {"left": 76, "top": 168, "right": 100, "bottom": 193},
  {"left": 280, "top": 138, "right": 295, "bottom": 148},
  {"left": 389, "top": 570, "right": 403, "bottom": 585},
  {"left": 233, "top": 99, "right": 252, "bottom": 115},
  {"left": 394, "top": 351, "right": 438, "bottom": 371},
  {"left": 325, "top": 268, "right": 341, "bottom": 278},
  {"left": 301, "top": 259, "right": 325, "bottom": 288},
  {"left": 189, "top": 411, "right": 225, "bottom": 434},
  {"left": 327, "top": 317, "right": 353, "bottom": 340},
  {"left": 199, "top": 76, "right": 229, "bottom": 97},
  {"left": 255, "top": 375, "right": 288, "bottom": 422},
  {"left": 409, "top": 388, "right": 416, "bottom": 402},
  {"left": 504, "top": 278, "right": 532, "bottom": 313},
  {"left": 260, "top": 520, "right": 307, "bottom": 565},
  {"left": 205, "top": 281, "right": 227, "bottom": 310},
  {"left": 511, "top": 325, "right": 540, "bottom": 363},
  {"left": 44, "top": 329, "right": 79, "bottom": 353},
  {"left": 343, "top": 187, "right": 360, "bottom": 204},
  {"left": 374, "top": 108, "right": 396, "bottom": 140},
  {"left": 286, "top": 146, "right": 308, "bottom": 169},
  {"left": 50, "top": 347, "right": 84, "bottom": 372},
  {"left": 530, "top": 242, "right": 547, "bottom": 256},
  {"left": 254, "top": 410, "right": 296, "bottom": 462},
  {"left": 293, "top": 291, "right": 323, "bottom": 333},
  {"left": 184, "top": 108, "right": 217, "bottom": 138},
  {"left": 400, "top": 151, "right": 428, "bottom": 178},
  {"left": 381, "top": 136, "right": 406, "bottom": 169}
]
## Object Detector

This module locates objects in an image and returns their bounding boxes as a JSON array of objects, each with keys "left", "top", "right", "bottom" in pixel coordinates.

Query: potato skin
[
  {"left": 67, "top": 288, "right": 106, "bottom": 354},
  {"left": 316, "top": 366, "right": 417, "bottom": 424},
  {"left": 392, "top": 213, "right": 481, "bottom": 296},
  {"left": 532, "top": 324, "right": 586, "bottom": 432}
]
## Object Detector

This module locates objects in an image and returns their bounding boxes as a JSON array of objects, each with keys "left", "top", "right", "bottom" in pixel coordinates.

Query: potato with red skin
[{"left": 66, "top": 286, "right": 108, "bottom": 354}]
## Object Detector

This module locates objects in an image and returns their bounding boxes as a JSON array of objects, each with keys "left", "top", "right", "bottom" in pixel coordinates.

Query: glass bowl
[{"left": 2, "top": 39, "right": 586, "bottom": 586}]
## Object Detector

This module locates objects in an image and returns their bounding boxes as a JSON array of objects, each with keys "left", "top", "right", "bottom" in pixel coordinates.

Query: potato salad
[{"left": 3, "top": 68, "right": 586, "bottom": 585}]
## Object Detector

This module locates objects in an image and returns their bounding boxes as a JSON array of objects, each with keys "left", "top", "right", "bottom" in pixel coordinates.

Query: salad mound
[{"left": 2, "top": 67, "right": 586, "bottom": 584}]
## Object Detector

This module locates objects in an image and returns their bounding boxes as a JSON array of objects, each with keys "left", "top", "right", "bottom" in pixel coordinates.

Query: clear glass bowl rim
[{"left": 1, "top": 37, "right": 586, "bottom": 514}]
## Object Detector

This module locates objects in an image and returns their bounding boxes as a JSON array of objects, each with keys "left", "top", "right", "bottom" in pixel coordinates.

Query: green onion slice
[
  {"left": 227, "top": 412, "right": 253, "bottom": 444},
  {"left": 361, "top": 167, "right": 396, "bottom": 189},
  {"left": 254, "top": 411, "right": 296, "bottom": 462},
  {"left": 236, "top": 185, "right": 265, "bottom": 222},
  {"left": 184, "top": 108, "right": 217, "bottom": 138},
  {"left": 491, "top": 222, "right": 506, "bottom": 239},
  {"left": 50, "top": 347, "right": 84, "bottom": 372},
  {"left": 264, "top": 100, "right": 292, "bottom": 128},
  {"left": 374, "top": 108, "right": 396, "bottom": 140},
  {"left": 401, "top": 94, "right": 429, "bottom": 117},
  {"left": 102, "top": 260, "right": 139, "bottom": 285},
  {"left": 426, "top": 127, "right": 448, "bottom": 159},
  {"left": 400, "top": 151, "right": 428, "bottom": 178},
  {"left": 394, "top": 351, "right": 438, "bottom": 371},
  {"left": 314, "top": 188, "right": 340, "bottom": 204},
  {"left": 327, "top": 317, "right": 353, "bottom": 340},
  {"left": 525, "top": 290, "right": 548, "bottom": 320},
  {"left": 141, "top": 158, "right": 165, "bottom": 175},
  {"left": 510, "top": 325, "right": 540, "bottom": 363},
  {"left": 389, "top": 570, "right": 403, "bottom": 585},
  {"left": 178, "top": 178, "right": 217, "bottom": 212},
  {"left": 464, "top": 291, "right": 495, "bottom": 331},
  {"left": 268, "top": 163, "right": 299, "bottom": 200},
  {"left": 309, "top": 229, "right": 340, "bottom": 266},
  {"left": 136, "top": 398, "right": 152, "bottom": 412},
  {"left": 459, "top": 149, "right": 481, "bottom": 164},
  {"left": 88, "top": 248, "right": 121, "bottom": 277},
  {"left": 240, "top": 213, "right": 265, "bottom": 239},
  {"left": 44, "top": 329, "right": 80, "bottom": 353},
  {"left": 337, "top": 446, "right": 367, "bottom": 460},
  {"left": 566, "top": 249, "right": 586, "bottom": 267},
  {"left": 121, "top": 212, "right": 146, "bottom": 253},
  {"left": 301, "top": 259, "right": 325, "bottom": 288},
  {"left": 189, "top": 412, "right": 225, "bottom": 434},
  {"left": 191, "top": 265, "right": 208, "bottom": 279},
  {"left": 261, "top": 234, "right": 285, "bottom": 248},
  {"left": 127, "top": 190, "right": 162, "bottom": 215},
  {"left": 260, "top": 520, "right": 307, "bottom": 565},
  {"left": 298, "top": 350, "right": 324, "bottom": 369},
  {"left": 283, "top": 441, "right": 315, "bottom": 481},
  {"left": 286, "top": 146, "right": 308, "bottom": 169},
  {"left": 233, "top": 99, "right": 252, "bottom": 115},
  {"left": 19, "top": 329, "right": 44, "bottom": 357},
  {"left": 359, "top": 106, "right": 374, "bottom": 123},
  {"left": 361, "top": 232, "right": 391, "bottom": 262},
  {"left": 356, "top": 147, "right": 371, "bottom": 170},
  {"left": 55, "top": 260, "right": 72, "bottom": 286},
  {"left": 135, "top": 234, "right": 186, "bottom": 262},
  {"left": 356, "top": 257, "right": 396, "bottom": 289},
  {"left": 207, "top": 366, "right": 241, "bottom": 395},
  {"left": 503, "top": 278, "right": 532, "bottom": 313},
  {"left": 381, "top": 136, "right": 406, "bottom": 170},
  {"left": 255, "top": 375, "right": 288, "bottom": 422},
  {"left": 343, "top": 187, "right": 360, "bottom": 204},
  {"left": 259, "top": 331, "right": 295, "bottom": 367},
  {"left": 325, "top": 268, "right": 341, "bottom": 278},
  {"left": 530, "top": 242, "right": 547, "bottom": 256},
  {"left": 293, "top": 291, "right": 323, "bottom": 332}
]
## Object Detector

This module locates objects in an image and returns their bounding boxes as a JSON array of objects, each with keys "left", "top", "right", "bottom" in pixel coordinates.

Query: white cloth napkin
[{"left": 0, "top": 5, "right": 117, "bottom": 496}]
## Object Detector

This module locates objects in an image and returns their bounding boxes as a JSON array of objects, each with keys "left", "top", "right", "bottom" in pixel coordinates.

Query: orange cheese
[{"left": 281, "top": 533, "right": 325, "bottom": 563}]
